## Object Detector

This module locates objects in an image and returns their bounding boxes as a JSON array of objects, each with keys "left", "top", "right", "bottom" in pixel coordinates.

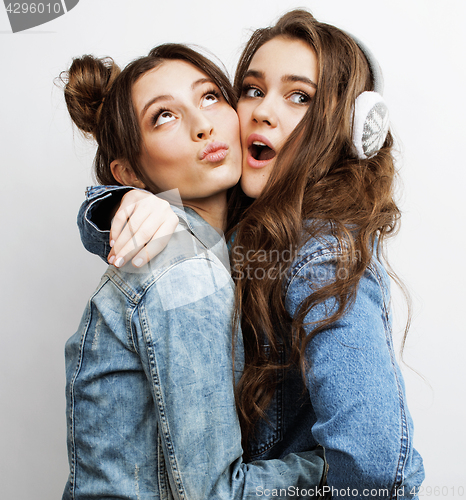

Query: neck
[{"left": 183, "top": 190, "right": 228, "bottom": 233}]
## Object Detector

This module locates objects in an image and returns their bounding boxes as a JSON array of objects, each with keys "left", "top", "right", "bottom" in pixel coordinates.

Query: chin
[
  {"left": 218, "top": 165, "right": 242, "bottom": 189},
  {"left": 240, "top": 171, "right": 266, "bottom": 199},
  {"left": 240, "top": 182, "right": 260, "bottom": 199}
]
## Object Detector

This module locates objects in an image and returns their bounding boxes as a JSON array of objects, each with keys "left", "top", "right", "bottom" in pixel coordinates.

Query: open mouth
[{"left": 249, "top": 141, "right": 276, "bottom": 162}]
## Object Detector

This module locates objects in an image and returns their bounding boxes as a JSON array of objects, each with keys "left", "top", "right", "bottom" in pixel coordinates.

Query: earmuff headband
[{"left": 347, "top": 34, "right": 389, "bottom": 160}]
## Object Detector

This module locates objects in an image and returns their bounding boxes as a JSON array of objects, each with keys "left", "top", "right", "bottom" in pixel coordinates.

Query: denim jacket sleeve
[
  {"left": 134, "top": 250, "right": 326, "bottom": 499},
  {"left": 285, "top": 238, "right": 424, "bottom": 499},
  {"left": 77, "top": 185, "right": 134, "bottom": 261}
]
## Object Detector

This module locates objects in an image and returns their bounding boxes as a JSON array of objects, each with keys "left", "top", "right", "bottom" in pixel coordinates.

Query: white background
[{"left": 1, "top": 0, "right": 465, "bottom": 498}]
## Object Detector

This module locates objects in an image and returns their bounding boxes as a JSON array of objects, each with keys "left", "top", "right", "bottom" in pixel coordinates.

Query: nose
[
  {"left": 251, "top": 96, "right": 277, "bottom": 127},
  {"left": 192, "top": 111, "right": 214, "bottom": 141}
]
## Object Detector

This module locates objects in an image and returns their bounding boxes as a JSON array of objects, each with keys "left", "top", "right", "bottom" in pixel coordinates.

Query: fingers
[
  {"left": 109, "top": 206, "right": 151, "bottom": 263},
  {"left": 107, "top": 191, "right": 179, "bottom": 268},
  {"left": 109, "top": 190, "right": 150, "bottom": 246},
  {"left": 109, "top": 211, "right": 165, "bottom": 267},
  {"left": 131, "top": 215, "right": 180, "bottom": 268}
]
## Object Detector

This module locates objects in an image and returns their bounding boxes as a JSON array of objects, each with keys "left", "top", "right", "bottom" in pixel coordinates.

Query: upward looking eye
[
  {"left": 154, "top": 111, "right": 176, "bottom": 127},
  {"left": 202, "top": 92, "right": 219, "bottom": 108}
]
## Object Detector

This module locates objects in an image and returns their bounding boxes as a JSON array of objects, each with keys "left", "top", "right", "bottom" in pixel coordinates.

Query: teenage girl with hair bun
[
  {"left": 75, "top": 9, "right": 425, "bottom": 498},
  {"left": 61, "top": 44, "right": 326, "bottom": 499}
]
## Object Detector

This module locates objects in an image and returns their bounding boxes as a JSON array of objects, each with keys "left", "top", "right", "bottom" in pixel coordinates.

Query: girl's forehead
[
  {"left": 133, "top": 60, "right": 210, "bottom": 112},
  {"left": 139, "top": 60, "right": 207, "bottom": 86},
  {"left": 247, "top": 37, "right": 318, "bottom": 84}
]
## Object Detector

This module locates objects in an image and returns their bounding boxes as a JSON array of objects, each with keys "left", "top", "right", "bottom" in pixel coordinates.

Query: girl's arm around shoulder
[
  {"left": 78, "top": 186, "right": 179, "bottom": 267},
  {"left": 285, "top": 242, "right": 424, "bottom": 498}
]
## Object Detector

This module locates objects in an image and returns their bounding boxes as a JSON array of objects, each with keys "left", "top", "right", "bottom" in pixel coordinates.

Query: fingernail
[
  {"left": 110, "top": 240, "right": 115, "bottom": 248},
  {"left": 115, "top": 257, "right": 124, "bottom": 268},
  {"left": 133, "top": 258, "right": 144, "bottom": 268},
  {"left": 108, "top": 255, "right": 115, "bottom": 265}
]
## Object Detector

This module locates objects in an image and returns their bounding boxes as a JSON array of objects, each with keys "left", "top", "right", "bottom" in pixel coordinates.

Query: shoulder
[
  {"left": 284, "top": 228, "right": 344, "bottom": 300},
  {"left": 286, "top": 226, "right": 389, "bottom": 295},
  {"left": 288, "top": 232, "right": 341, "bottom": 279},
  {"left": 104, "top": 208, "right": 233, "bottom": 307},
  {"left": 284, "top": 229, "right": 391, "bottom": 337}
]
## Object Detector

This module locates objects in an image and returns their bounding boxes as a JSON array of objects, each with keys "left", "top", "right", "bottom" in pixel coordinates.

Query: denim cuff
[{"left": 77, "top": 185, "right": 133, "bottom": 261}]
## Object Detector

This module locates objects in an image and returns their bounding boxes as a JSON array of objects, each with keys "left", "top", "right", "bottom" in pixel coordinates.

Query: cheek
[
  {"left": 284, "top": 111, "right": 307, "bottom": 140},
  {"left": 224, "top": 109, "right": 241, "bottom": 141},
  {"left": 236, "top": 103, "right": 251, "bottom": 135},
  {"left": 147, "top": 132, "right": 191, "bottom": 163},
  {"left": 140, "top": 138, "right": 185, "bottom": 178}
]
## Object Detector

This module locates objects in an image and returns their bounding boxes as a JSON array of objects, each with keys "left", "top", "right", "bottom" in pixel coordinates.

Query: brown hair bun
[{"left": 63, "top": 55, "right": 121, "bottom": 138}]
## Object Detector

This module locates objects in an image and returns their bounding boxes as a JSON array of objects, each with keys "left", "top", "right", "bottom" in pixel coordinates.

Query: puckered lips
[
  {"left": 246, "top": 134, "right": 276, "bottom": 168},
  {"left": 200, "top": 141, "right": 229, "bottom": 163}
]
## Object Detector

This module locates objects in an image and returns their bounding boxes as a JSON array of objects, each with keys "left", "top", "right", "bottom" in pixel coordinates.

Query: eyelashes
[
  {"left": 288, "top": 91, "right": 311, "bottom": 104},
  {"left": 150, "top": 107, "right": 172, "bottom": 127},
  {"left": 240, "top": 83, "right": 312, "bottom": 104},
  {"left": 241, "top": 85, "right": 264, "bottom": 99},
  {"left": 149, "top": 88, "right": 222, "bottom": 128},
  {"left": 204, "top": 88, "right": 221, "bottom": 101}
]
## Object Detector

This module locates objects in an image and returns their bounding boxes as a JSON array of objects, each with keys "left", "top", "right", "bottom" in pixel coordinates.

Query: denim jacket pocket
[{"left": 247, "top": 345, "right": 285, "bottom": 460}]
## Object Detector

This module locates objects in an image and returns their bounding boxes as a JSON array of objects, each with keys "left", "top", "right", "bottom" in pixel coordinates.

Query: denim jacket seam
[
  {"left": 248, "top": 346, "right": 285, "bottom": 458},
  {"left": 367, "top": 264, "right": 410, "bottom": 496},
  {"left": 157, "top": 433, "right": 173, "bottom": 500},
  {"left": 67, "top": 276, "right": 110, "bottom": 499},
  {"left": 137, "top": 299, "right": 187, "bottom": 499},
  {"left": 127, "top": 305, "right": 139, "bottom": 355},
  {"left": 285, "top": 245, "right": 341, "bottom": 299},
  {"left": 103, "top": 276, "right": 139, "bottom": 354}
]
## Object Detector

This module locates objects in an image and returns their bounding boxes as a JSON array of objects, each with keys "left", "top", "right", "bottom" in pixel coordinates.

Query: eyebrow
[
  {"left": 191, "top": 77, "right": 214, "bottom": 90},
  {"left": 282, "top": 74, "right": 317, "bottom": 89},
  {"left": 243, "top": 69, "right": 317, "bottom": 89},
  {"left": 140, "top": 94, "right": 174, "bottom": 120},
  {"left": 140, "top": 78, "right": 216, "bottom": 120}
]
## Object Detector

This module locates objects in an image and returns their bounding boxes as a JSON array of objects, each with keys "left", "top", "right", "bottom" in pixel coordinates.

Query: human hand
[{"left": 107, "top": 190, "right": 179, "bottom": 268}]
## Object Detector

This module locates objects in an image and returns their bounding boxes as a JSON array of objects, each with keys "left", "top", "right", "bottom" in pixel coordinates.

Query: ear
[{"left": 110, "top": 159, "right": 146, "bottom": 189}]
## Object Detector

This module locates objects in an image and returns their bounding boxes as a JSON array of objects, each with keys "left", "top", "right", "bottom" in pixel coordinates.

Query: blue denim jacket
[
  {"left": 248, "top": 235, "right": 425, "bottom": 499},
  {"left": 77, "top": 186, "right": 424, "bottom": 499},
  {"left": 65, "top": 186, "right": 326, "bottom": 499}
]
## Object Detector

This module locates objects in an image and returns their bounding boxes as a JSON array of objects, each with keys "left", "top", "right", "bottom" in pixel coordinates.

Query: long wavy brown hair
[{"left": 228, "top": 10, "right": 403, "bottom": 453}]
